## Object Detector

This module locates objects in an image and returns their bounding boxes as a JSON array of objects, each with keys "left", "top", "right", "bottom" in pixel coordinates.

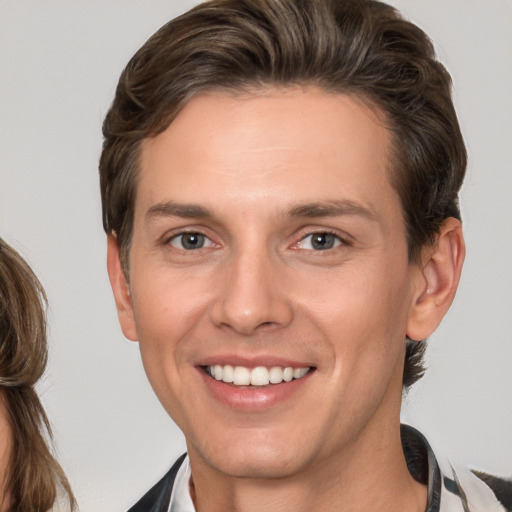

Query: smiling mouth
[{"left": 204, "top": 365, "right": 312, "bottom": 387}]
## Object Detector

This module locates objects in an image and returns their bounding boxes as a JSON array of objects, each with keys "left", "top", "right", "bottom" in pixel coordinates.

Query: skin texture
[{"left": 108, "top": 87, "right": 464, "bottom": 512}]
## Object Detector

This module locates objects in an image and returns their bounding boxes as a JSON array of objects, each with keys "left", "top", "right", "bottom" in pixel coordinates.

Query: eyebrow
[
  {"left": 146, "top": 202, "right": 213, "bottom": 220},
  {"left": 288, "top": 200, "right": 377, "bottom": 221},
  {"left": 145, "top": 199, "right": 377, "bottom": 222}
]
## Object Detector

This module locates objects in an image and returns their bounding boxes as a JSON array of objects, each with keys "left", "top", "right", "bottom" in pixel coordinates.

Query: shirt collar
[{"left": 401, "top": 424, "right": 442, "bottom": 512}]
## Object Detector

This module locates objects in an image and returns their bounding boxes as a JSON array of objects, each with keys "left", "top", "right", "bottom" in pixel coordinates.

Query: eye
[
  {"left": 168, "top": 232, "right": 214, "bottom": 250},
  {"left": 297, "top": 232, "right": 343, "bottom": 251}
]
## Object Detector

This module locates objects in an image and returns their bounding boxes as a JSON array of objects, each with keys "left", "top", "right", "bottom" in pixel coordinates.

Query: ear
[
  {"left": 106, "top": 235, "right": 138, "bottom": 341},
  {"left": 406, "top": 218, "right": 465, "bottom": 341}
]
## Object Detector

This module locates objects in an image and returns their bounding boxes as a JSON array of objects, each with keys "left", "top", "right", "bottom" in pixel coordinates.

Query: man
[{"left": 99, "top": 0, "right": 511, "bottom": 510}]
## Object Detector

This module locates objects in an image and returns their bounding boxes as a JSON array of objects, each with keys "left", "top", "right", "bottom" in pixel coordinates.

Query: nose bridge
[{"left": 210, "top": 237, "right": 293, "bottom": 334}]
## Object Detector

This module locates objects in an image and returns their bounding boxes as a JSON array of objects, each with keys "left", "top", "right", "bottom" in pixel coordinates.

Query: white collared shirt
[{"left": 168, "top": 455, "right": 195, "bottom": 512}]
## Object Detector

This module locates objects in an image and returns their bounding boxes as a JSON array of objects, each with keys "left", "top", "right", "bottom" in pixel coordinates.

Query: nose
[{"left": 209, "top": 248, "right": 294, "bottom": 336}]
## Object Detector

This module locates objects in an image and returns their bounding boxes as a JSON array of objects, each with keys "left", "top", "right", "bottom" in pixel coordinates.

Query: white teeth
[
  {"left": 269, "top": 366, "right": 283, "bottom": 384},
  {"left": 294, "top": 367, "right": 309, "bottom": 379},
  {"left": 283, "top": 367, "right": 293, "bottom": 382},
  {"left": 222, "top": 364, "right": 234, "bottom": 383},
  {"left": 233, "top": 366, "right": 251, "bottom": 386},
  {"left": 250, "top": 366, "right": 269, "bottom": 386},
  {"left": 206, "top": 364, "right": 311, "bottom": 386}
]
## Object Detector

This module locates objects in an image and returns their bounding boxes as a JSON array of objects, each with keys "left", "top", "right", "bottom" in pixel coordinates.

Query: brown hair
[
  {"left": 0, "top": 239, "right": 76, "bottom": 511},
  {"left": 99, "top": 0, "right": 466, "bottom": 388}
]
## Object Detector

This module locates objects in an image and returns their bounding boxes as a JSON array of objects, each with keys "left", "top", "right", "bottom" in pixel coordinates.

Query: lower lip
[{"left": 198, "top": 368, "right": 313, "bottom": 411}]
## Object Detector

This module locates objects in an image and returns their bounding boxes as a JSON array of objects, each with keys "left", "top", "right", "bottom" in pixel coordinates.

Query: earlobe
[
  {"left": 106, "top": 235, "right": 139, "bottom": 341},
  {"left": 406, "top": 218, "right": 465, "bottom": 341}
]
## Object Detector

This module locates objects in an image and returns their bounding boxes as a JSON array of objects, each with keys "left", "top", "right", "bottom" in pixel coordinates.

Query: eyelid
[
  {"left": 162, "top": 227, "right": 219, "bottom": 248},
  {"left": 291, "top": 227, "right": 352, "bottom": 250},
  {"left": 170, "top": 233, "right": 214, "bottom": 250}
]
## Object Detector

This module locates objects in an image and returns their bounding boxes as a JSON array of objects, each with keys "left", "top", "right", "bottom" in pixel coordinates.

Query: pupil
[
  {"left": 182, "top": 233, "right": 204, "bottom": 249},
  {"left": 312, "top": 233, "right": 334, "bottom": 250}
]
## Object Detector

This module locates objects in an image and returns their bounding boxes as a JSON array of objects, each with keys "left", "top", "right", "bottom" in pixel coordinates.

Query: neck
[{"left": 188, "top": 418, "right": 427, "bottom": 512}]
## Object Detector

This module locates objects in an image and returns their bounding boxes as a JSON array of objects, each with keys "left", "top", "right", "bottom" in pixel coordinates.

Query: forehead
[{"left": 137, "top": 87, "right": 398, "bottom": 222}]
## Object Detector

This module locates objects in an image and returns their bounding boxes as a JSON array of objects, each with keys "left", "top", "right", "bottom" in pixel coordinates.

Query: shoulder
[
  {"left": 471, "top": 471, "right": 512, "bottom": 511},
  {"left": 401, "top": 424, "right": 511, "bottom": 512},
  {"left": 127, "top": 453, "right": 187, "bottom": 512},
  {"left": 431, "top": 447, "right": 511, "bottom": 511},
  {"left": 456, "top": 469, "right": 512, "bottom": 512}
]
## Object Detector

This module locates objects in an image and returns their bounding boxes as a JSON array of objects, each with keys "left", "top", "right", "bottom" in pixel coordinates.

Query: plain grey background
[{"left": 1, "top": 1, "right": 511, "bottom": 510}]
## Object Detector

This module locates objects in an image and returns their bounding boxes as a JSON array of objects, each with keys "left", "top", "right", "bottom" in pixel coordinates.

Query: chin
[
  {"left": 214, "top": 453, "right": 304, "bottom": 480},
  {"left": 190, "top": 432, "right": 312, "bottom": 480}
]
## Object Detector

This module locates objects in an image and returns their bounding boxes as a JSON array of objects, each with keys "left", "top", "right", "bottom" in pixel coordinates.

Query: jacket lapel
[{"left": 127, "top": 454, "right": 187, "bottom": 512}]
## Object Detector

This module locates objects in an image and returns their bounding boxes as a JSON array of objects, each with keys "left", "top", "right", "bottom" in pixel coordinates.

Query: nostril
[{"left": 209, "top": 290, "right": 294, "bottom": 334}]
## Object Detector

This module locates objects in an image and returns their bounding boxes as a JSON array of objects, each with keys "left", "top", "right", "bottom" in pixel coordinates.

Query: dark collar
[
  {"left": 401, "top": 424, "right": 442, "bottom": 512},
  {"left": 127, "top": 453, "right": 186, "bottom": 512}
]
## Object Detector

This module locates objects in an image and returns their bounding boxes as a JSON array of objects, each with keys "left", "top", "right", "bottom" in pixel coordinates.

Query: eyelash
[
  {"left": 293, "top": 229, "right": 350, "bottom": 252},
  {"left": 164, "top": 230, "right": 216, "bottom": 251},
  {"left": 163, "top": 228, "right": 350, "bottom": 253}
]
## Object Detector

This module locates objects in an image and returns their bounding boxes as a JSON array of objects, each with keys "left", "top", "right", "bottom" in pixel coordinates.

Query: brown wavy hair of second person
[{"left": 0, "top": 238, "right": 76, "bottom": 511}]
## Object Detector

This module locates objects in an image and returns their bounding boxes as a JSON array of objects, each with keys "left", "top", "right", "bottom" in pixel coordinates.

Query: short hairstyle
[
  {"left": 99, "top": 0, "right": 467, "bottom": 389},
  {"left": 0, "top": 239, "right": 76, "bottom": 511}
]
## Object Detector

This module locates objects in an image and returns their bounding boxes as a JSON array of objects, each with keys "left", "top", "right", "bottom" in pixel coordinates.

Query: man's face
[{"left": 114, "top": 87, "right": 425, "bottom": 478}]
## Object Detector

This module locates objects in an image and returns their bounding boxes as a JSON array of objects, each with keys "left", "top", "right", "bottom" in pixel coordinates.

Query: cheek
[
  {"left": 129, "top": 268, "right": 212, "bottom": 386},
  {"left": 131, "top": 282, "right": 206, "bottom": 428},
  {"left": 301, "top": 262, "right": 411, "bottom": 329},
  {"left": 298, "top": 261, "right": 412, "bottom": 373},
  {"left": 131, "top": 262, "right": 213, "bottom": 334}
]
